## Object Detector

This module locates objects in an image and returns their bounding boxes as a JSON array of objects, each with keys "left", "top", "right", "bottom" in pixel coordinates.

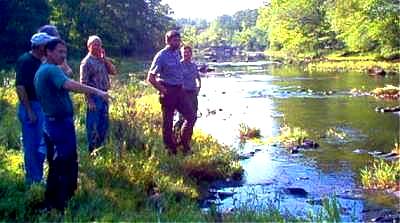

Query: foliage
[
  {"left": 181, "top": 26, "right": 198, "bottom": 47},
  {"left": 233, "top": 26, "right": 268, "bottom": 51},
  {"left": 178, "top": 9, "right": 267, "bottom": 51},
  {"left": 326, "top": 0, "right": 400, "bottom": 58},
  {"left": 0, "top": 0, "right": 174, "bottom": 66},
  {"left": 273, "top": 125, "right": 309, "bottom": 148},
  {"left": 220, "top": 204, "right": 288, "bottom": 222},
  {"left": 307, "top": 59, "right": 400, "bottom": 73},
  {"left": 0, "top": 0, "right": 50, "bottom": 66},
  {"left": 49, "top": 0, "right": 174, "bottom": 57},
  {"left": 238, "top": 123, "right": 262, "bottom": 142},
  {"left": 325, "top": 128, "right": 347, "bottom": 140},
  {"left": 258, "top": 0, "right": 331, "bottom": 55},
  {"left": 0, "top": 73, "right": 245, "bottom": 221},
  {"left": 361, "top": 159, "right": 400, "bottom": 190},
  {"left": 307, "top": 196, "right": 341, "bottom": 223},
  {"left": 256, "top": 0, "right": 400, "bottom": 58},
  {"left": 392, "top": 141, "right": 400, "bottom": 154},
  {"left": 0, "top": 87, "right": 20, "bottom": 149},
  {"left": 370, "top": 85, "right": 400, "bottom": 100},
  {"left": 184, "top": 132, "right": 244, "bottom": 182}
]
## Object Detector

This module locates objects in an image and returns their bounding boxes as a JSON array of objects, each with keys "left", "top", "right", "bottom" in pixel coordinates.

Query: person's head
[
  {"left": 31, "top": 32, "right": 56, "bottom": 57},
  {"left": 87, "top": 35, "right": 103, "bottom": 57},
  {"left": 181, "top": 45, "right": 193, "bottom": 61},
  {"left": 38, "top": 25, "right": 60, "bottom": 38},
  {"left": 45, "top": 38, "right": 67, "bottom": 65},
  {"left": 165, "top": 30, "right": 181, "bottom": 50}
]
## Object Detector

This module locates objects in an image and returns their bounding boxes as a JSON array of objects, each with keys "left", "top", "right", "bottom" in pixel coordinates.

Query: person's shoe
[
  {"left": 182, "top": 146, "right": 192, "bottom": 156},
  {"left": 183, "top": 150, "right": 193, "bottom": 156},
  {"left": 167, "top": 148, "right": 177, "bottom": 156}
]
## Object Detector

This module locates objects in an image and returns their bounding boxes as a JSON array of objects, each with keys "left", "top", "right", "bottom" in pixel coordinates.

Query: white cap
[
  {"left": 31, "top": 32, "right": 56, "bottom": 46},
  {"left": 87, "top": 35, "right": 101, "bottom": 46}
]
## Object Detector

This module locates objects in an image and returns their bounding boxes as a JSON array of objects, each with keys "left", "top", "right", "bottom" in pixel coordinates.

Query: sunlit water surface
[{"left": 195, "top": 64, "right": 399, "bottom": 221}]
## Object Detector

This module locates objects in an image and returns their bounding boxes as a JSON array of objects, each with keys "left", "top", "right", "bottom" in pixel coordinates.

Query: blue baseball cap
[
  {"left": 38, "top": 25, "right": 60, "bottom": 37},
  {"left": 30, "top": 32, "right": 56, "bottom": 46}
]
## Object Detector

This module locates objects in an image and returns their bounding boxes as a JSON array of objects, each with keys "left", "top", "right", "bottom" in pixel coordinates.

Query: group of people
[
  {"left": 16, "top": 28, "right": 200, "bottom": 211},
  {"left": 16, "top": 25, "right": 115, "bottom": 211}
]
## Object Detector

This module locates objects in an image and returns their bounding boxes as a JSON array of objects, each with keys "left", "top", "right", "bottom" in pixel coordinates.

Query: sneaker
[
  {"left": 182, "top": 146, "right": 192, "bottom": 156},
  {"left": 167, "top": 149, "right": 177, "bottom": 156}
]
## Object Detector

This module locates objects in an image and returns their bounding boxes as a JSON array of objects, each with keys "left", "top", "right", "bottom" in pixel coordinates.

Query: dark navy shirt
[{"left": 15, "top": 52, "right": 42, "bottom": 101}]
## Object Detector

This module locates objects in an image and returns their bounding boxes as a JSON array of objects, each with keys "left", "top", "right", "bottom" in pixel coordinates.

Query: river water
[{"left": 195, "top": 62, "right": 399, "bottom": 221}]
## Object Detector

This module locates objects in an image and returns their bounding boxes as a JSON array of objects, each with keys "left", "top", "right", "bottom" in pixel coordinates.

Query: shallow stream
[{"left": 195, "top": 62, "right": 399, "bottom": 221}]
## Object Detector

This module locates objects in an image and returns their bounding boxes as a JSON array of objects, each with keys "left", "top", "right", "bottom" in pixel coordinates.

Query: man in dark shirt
[{"left": 15, "top": 32, "right": 55, "bottom": 185}]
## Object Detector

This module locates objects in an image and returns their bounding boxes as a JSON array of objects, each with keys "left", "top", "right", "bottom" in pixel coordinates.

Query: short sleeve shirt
[
  {"left": 34, "top": 63, "right": 73, "bottom": 117},
  {"left": 149, "top": 47, "right": 183, "bottom": 85},
  {"left": 80, "top": 54, "right": 110, "bottom": 91},
  {"left": 181, "top": 61, "right": 199, "bottom": 90},
  {"left": 15, "top": 52, "right": 42, "bottom": 101}
]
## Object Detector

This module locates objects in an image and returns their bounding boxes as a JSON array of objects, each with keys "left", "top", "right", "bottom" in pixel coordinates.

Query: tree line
[
  {"left": 177, "top": 9, "right": 268, "bottom": 51},
  {"left": 0, "top": 0, "right": 174, "bottom": 67},
  {"left": 1, "top": 0, "right": 399, "bottom": 68},
  {"left": 179, "top": 0, "right": 399, "bottom": 59}
]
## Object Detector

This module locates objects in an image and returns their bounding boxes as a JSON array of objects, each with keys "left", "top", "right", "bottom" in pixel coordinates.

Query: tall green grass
[
  {"left": 0, "top": 71, "right": 244, "bottom": 221},
  {"left": 361, "top": 159, "right": 400, "bottom": 190},
  {"left": 0, "top": 66, "right": 350, "bottom": 222},
  {"left": 266, "top": 125, "right": 309, "bottom": 149}
]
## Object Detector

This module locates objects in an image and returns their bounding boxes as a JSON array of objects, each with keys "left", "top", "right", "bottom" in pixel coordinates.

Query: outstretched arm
[{"left": 63, "top": 79, "right": 110, "bottom": 102}]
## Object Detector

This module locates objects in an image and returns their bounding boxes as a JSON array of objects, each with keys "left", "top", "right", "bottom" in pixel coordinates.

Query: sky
[{"left": 161, "top": 0, "right": 266, "bottom": 20}]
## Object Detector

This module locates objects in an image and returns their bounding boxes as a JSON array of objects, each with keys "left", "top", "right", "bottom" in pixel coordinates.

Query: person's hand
[
  {"left": 88, "top": 100, "right": 96, "bottom": 111},
  {"left": 100, "top": 48, "right": 106, "bottom": 59},
  {"left": 98, "top": 90, "right": 112, "bottom": 103},
  {"left": 59, "top": 61, "right": 73, "bottom": 76}
]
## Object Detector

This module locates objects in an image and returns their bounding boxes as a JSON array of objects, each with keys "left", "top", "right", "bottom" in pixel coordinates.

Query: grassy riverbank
[
  {"left": 0, "top": 62, "right": 361, "bottom": 221},
  {"left": 361, "top": 142, "right": 400, "bottom": 191},
  {"left": 0, "top": 73, "right": 245, "bottom": 221},
  {"left": 266, "top": 50, "right": 400, "bottom": 73}
]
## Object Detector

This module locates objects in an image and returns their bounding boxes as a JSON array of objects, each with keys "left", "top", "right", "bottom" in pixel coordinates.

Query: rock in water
[{"left": 284, "top": 187, "right": 308, "bottom": 197}]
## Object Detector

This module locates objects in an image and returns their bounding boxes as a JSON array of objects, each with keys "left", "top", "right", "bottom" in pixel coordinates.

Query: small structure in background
[{"left": 201, "top": 46, "right": 241, "bottom": 62}]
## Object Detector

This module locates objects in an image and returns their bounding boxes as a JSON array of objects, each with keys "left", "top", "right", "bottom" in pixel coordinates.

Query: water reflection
[{"left": 196, "top": 64, "right": 399, "bottom": 220}]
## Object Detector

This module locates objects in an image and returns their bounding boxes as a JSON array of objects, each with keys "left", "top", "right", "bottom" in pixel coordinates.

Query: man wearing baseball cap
[
  {"left": 15, "top": 32, "right": 55, "bottom": 185},
  {"left": 38, "top": 24, "right": 73, "bottom": 76}
]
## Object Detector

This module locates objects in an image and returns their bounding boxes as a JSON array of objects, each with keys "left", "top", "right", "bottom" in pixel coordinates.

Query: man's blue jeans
[
  {"left": 43, "top": 116, "right": 78, "bottom": 211},
  {"left": 17, "top": 101, "right": 45, "bottom": 184},
  {"left": 86, "top": 95, "right": 109, "bottom": 152}
]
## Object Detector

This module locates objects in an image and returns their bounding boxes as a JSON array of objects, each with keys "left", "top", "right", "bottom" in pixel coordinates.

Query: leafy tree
[
  {"left": 233, "top": 9, "right": 258, "bottom": 31},
  {"left": 181, "top": 26, "right": 198, "bottom": 47},
  {"left": 230, "top": 9, "right": 268, "bottom": 50},
  {"left": 257, "top": 0, "right": 330, "bottom": 55},
  {"left": 49, "top": 0, "right": 173, "bottom": 57},
  {"left": 176, "top": 18, "right": 209, "bottom": 30},
  {"left": 176, "top": 18, "right": 210, "bottom": 48},
  {"left": 326, "top": 0, "right": 400, "bottom": 58},
  {"left": 233, "top": 26, "right": 268, "bottom": 51},
  {"left": 0, "top": 0, "right": 50, "bottom": 65}
]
